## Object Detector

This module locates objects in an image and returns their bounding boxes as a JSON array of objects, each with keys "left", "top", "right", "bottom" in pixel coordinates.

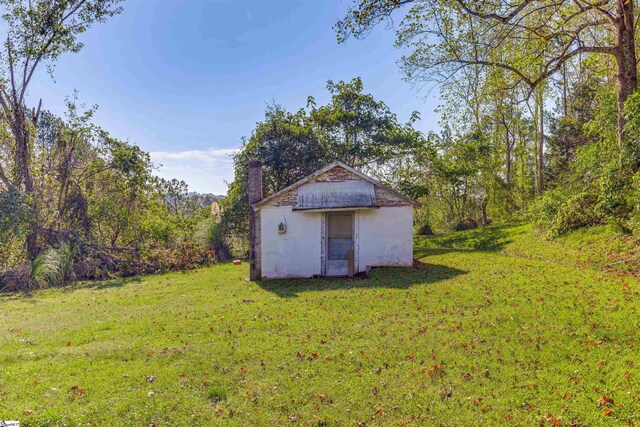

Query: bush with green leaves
[
  {"left": 547, "top": 193, "right": 603, "bottom": 239},
  {"left": 528, "top": 189, "right": 565, "bottom": 231}
]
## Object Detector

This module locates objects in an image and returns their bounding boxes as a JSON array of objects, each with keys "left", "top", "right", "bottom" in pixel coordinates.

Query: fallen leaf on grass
[
  {"left": 597, "top": 396, "right": 614, "bottom": 407},
  {"left": 547, "top": 415, "right": 561, "bottom": 426}
]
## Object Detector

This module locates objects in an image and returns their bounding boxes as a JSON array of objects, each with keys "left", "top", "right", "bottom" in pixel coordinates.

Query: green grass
[{"left": 1, "top": 224, "right": 639, "bottom": 426}]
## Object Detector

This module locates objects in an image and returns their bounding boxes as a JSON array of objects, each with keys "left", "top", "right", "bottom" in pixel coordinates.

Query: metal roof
[
  {"left": 254, "top": 161, "right": 420, "bottom": 209},
  {"left": 297, "top": 181, "right": 376, "bottom": 209}
]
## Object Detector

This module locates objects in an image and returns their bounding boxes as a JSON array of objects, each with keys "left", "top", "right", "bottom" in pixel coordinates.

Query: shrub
[
  {"left": 547, "top": 193, "right": 603, "bottom": 239},
  {"left": 0, "top": 266, "right": 31, "bottom": 292},
  {"left": 194, "top": 218, "right": 232, "bottom": 261},
  {"left": 597, "top": 160, "right": 633, "bottom": 218},
  {"left": 1, "top": 241, "right": 217, "bottom": 293},
  {"left": 130, "top": 241, "right": 217, "bottom": 275},
  {"left": 528, "top": 188, "right": 565, "bottom": 231},
  {"left": 454, "top": 218, "right": 478, "bottom": 231},
  {"left": 417, "top": 223, "right": 434, "bottom": 236},
  {"left": 73, "top": 251, "right": 120, "bottom": 281},
  {"left": 74, "top": 240, "right": 217, "bottom": 280}
]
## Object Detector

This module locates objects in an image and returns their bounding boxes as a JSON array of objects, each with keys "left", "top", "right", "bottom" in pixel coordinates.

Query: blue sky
[{"left": 27, "top": 0, "right": 441, "bottom": 194}]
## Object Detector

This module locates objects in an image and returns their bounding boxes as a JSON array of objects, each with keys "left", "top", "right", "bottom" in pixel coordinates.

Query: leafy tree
[
  {"left": 219, "top": 79, "right": 421, "bottom": 251},
  {"left": 0, "top": 0, "right": 123, "bottom": 258},
  {"left": 219, "top": 103, "right": 326, "bottom": 247},
  {"left": 336, "top": 0, "right": 637, "bottom": 147},
  {"left": 310, "top": 77, "right": 418, "bottom": 168}
]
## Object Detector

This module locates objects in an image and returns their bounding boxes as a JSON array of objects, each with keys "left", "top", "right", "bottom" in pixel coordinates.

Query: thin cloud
[
  {"left": 150, "top": 147, "right": 239, "bottom": 194},
  {"left": 151, "top": 147, "right": 238, "bottom": 162}
]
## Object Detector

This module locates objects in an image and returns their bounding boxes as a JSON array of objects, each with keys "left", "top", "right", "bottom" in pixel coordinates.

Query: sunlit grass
[{"left": 0, "top": 224, "right": 638, "bottom": 425}]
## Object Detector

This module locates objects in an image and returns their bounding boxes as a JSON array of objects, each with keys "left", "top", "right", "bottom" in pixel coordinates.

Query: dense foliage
[
  {"left": 5, "top": 0, "right": 640, "bottom": 289},
  {"left": 328, "top": 1, "right": 640, "bottom": 240},
  {"left": 0, "top": 102, "right": 217, "bottom": 290},
  {"left": 0, "top": 1, "right": 216, "bottom": 290},
  {"left": 216, "top": 78, "right": 422, "bottom": 253}
]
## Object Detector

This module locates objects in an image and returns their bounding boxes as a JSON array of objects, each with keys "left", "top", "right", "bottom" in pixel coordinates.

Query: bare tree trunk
[
  {"left": 503, "top": 118, "right": 513, "bottom": 213},
  {"left": 481, "top": 193, "right": 489, "bottom": 225},
  {"left": 12, "top": 111, "right": 39, "bottom": 259},
  {"left": 536, "top": 91, "right": 544, "bottom": 194},
  {"left": 615, "top": 0, "right": 637, "bottom": 147},
  {"left": 562, "top": 62, "right": 568, "bottom": 117},
  {"left": 505, "top": 125, "right": 512, "bottom": 187}
]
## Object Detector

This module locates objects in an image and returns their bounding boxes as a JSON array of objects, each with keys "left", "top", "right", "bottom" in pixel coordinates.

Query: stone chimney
[{"left": 248, "top": 160, "right": 263, "bottom": 280}]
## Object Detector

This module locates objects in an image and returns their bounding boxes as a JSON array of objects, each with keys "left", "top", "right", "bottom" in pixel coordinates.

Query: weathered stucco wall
[
  {"left": 258, "top": 164, "right": 415, "bottom": 279},
  {"left": 260, "top": 206, "right": 323, "bottom": 279},
  {"left": 356, "top": 206, "right": 414, "bottom": 269},
  {"left": 260, "top": 205, "right": 413, "bottom": 279}
]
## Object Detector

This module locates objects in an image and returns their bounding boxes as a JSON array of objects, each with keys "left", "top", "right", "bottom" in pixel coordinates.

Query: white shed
[{"left": 248, "top": 161, "right": 419, "bottom": 280}]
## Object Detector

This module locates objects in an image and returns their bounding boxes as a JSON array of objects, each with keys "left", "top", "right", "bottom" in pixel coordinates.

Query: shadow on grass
[
  {"left": 256, "top": 264, "right": 466, "bottom": 298},
  {"left": 65, "top": 275, "right": 143, "bottom": 292},
  {"left": 0, "top": 276, "right": 144, "bottom": 301},
  {"left": 414, "top": 224, "right": 525, "bottom": 259}
]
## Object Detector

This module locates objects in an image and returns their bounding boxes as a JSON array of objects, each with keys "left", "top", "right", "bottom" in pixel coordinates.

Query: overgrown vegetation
[
  {"left": 0, "top": 2, "right": 217, "bottom": 291},
  {"left": 1, "top": 225, "right": 638, "bottom": 425},
  {"left": 5, "top": 1, "right": 640, "bottom": 292},
  {"left": 330, "top": 1, "right": 640, "bottom": 241},
  {"left": 0, "top": 100, "right": 219, "bottom": 291}
]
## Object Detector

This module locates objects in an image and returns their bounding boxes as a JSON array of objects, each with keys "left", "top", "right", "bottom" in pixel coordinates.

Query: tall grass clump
[
  {"left": 30, "top": 243, "right": 75, "bottom": 289},
  {"left": 194, "top": 218, "right": 232, "bottom": 261}
]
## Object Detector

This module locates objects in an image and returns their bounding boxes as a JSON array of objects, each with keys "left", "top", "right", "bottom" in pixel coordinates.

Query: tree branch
[{"left": 454, "top": 0, "right": 535, "bottom": 23}]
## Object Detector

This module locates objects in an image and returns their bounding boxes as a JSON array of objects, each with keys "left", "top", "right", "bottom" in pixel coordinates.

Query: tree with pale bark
[{"left": 336, "top": 0, "right": 637, "bottom": 147}]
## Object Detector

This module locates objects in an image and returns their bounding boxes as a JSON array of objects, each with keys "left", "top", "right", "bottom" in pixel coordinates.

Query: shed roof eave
[{"left": 291, "top": 205, "right": 380, "bottom": 212}]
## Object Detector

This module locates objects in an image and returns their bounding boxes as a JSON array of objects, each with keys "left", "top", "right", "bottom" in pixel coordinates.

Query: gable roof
[{"left": 254, "top": 161, "right": 420, "bottom": 209}]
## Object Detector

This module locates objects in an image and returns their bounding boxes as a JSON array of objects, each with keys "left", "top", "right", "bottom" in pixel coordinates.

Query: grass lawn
[{"left": 1, "top": 224, "right": 639, "bottom": 426}]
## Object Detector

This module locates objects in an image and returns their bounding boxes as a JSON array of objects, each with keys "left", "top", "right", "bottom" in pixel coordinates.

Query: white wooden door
[{"left": 326, "top": 213, "right": 353, "bottom": 276}]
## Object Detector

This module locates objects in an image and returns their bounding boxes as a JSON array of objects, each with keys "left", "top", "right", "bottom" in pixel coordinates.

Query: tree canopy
[{"left": 336, "top": 0, "right": 637, "bottom": 145}]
